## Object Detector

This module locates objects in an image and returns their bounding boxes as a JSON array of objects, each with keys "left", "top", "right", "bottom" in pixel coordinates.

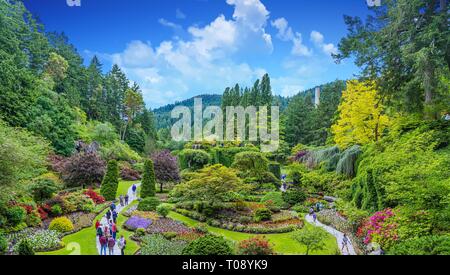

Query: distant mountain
[{"left": 153, "top": 94, "right": 222, "bottom": 130}]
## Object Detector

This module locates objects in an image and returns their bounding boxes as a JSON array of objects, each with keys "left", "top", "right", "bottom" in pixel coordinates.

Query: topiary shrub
[
  {"left": 138, "top": 197, "right": 160, "bottom": 211},
  {"left": 182, "top": 234, "right": 233, "bottom": 255},
  {"left": 237, "top": 236, "right": 275, "bottom": 255},
  {"left": 49, "top": 217, "right": 74, "bottom": 233},
  {"left": 140, "top": 159, "right": 156, "bottom": 198},
  {"left": 18, "top": 239, "right": 34, "bottom": 255},
  {"left": 29, "top": 179, "right": 59, "bottom": 202},
  {"left": 178, "top": 149, "right": 210, "bottom": 170},
  {"left": 6, "top": 206, "right": 26, "bottom": 226},
  {"left": 282, "top": 189, "right": 307, "bottom": 205},
  {"left": 100, "top": 160, "right": 119, "bottom": 201},
  {"left": 254, "top": 208, "right": 272, "bottom": 222},
  {"left": 156, "top": 204, "right": 171, "bottom": 217}
]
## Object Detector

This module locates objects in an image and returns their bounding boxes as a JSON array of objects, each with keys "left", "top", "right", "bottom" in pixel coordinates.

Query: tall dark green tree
[
  {"left": 100, "top": 160, "right": 119, "bottom": 201},
  {"left": 259, "top": 73, "right": 273, "bottom": 106},
  {"left": 141, "top": 159, "right": 156, "bottom": 198}
]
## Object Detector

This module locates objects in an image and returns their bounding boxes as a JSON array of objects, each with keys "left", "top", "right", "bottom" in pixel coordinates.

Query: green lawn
[
  {"left": 39, "top": 181, "right": 140, "bottom": 255},
  {"left": 168, "top": 212, "right": 339, "bottom": 255}
]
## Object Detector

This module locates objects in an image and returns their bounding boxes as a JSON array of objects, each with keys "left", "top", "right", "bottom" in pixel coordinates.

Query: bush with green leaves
[
  {"left": 138, "top": 197, "right": 160, "bottom": 211},
  {"left": 388, "top": 235, "right": 450, "bottom": 255},
  {"left": 140, "top": 159, "right": 156, "bottom": 198},
  {"left": 141, "top": 234, "right": 186, "bottom": 255},
  {"left": 17, "top": 239, "right": 34, "bottom": 255},
  {"left": 156, "top": 204, "right": 171, "bottom": 217},
  {"left": 282, "top": 189, "right": 307, "bottom": 206},
  {"left": 49, "top": 217, "right": 74, "bottom": 233},
  {"left": 292, "top": 227, "right": 328, "bottom": 255},
  {"left": 210, "top": 146, "right": 259, "bottom": 167},
  {"left": 179, "top": 149, "right": 211, "bottom": 170},
  {"left": 6, "top": 206, "right": 26, "bottom": 226},
  {"left": 0, "top": 233, "right": 7, "bottom": 254},
  {"left": 182, "top": 234, "right": 233, "bottom": 255},
  {"left": 232, "top": 151, "right": 269, "bottom": 180},
  {"left": 268, "top": 162, "right": 281, "bottom": 180},
  {"left": 254, "top": 208, "right": 272, "bottom": 222},
  {"left": 0, "top": 120, "right": 50, "bottom": 187},
  {"left": 100, "top": 160, "right": 119, "bottom": 201},
  {"left": 260, "top": 192, "right": 288, "bottom": 210},
  {"left": 51, "top": 205, "right": 63, "bottom": 216},
  {"left": 29, "top": 179, "right": 59, "bottom": 202}
]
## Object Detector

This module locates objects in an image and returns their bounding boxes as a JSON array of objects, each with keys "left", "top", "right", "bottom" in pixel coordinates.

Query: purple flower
[{"left": 124, "top": 216, "right": 152, "bottom": 230}]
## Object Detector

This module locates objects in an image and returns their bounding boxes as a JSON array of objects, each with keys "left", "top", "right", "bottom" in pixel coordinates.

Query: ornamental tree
[
  {"left": 61, "top": 152, "right": 106, "bottom": 188},
  {"left": 100, "top": 160, "right": 119, "bottom": 201},
  {"left": 292, "top": 227, "right": 328, "bottom": 255},
  {"left": 140, "top": 159, "right": 156, "bottom": 198},
  {"left": 151, "top": 150, "right": 181, "bottom": 192},
  {"left": 331, "top": 80, "right": 389, "bottom": 149}
]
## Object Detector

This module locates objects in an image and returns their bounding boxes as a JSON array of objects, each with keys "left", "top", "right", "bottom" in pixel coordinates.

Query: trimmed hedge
[
  {"left": 100, "top": 160, "right": 119, "bottom": 201},
  {"left": 178, "top": 149, "right": 210, "bottom": 170},
  {"left": 141, "top": 159, "right": 156, "bottom": 198},
  {"left": 210, "top": 147, "right": 259, "bottom": 167}
]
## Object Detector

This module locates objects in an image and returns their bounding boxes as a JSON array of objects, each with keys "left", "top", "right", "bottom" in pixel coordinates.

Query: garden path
[
  {"left": 304, "top": 214, "right": 356, "bottom": 255},
  {"left": 96, "top": 183, "right": 141, "bottom": 255}
]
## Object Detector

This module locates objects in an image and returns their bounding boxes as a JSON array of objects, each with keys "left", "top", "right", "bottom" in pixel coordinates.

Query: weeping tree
[{"left": 140, "top": 159, "right": 156, "bottom": 198}]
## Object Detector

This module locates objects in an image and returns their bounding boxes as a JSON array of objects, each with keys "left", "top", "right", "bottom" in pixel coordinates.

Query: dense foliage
[
  {"left": 100, "top": 160, "right": 119, "bottom": 201},
  {"left": 140, "top": 159, "right": 157, "bottom": 198},
  {"left": 151, "top": 150, "right": 181, "bottom": 192},
  {"left": 182, "top": 234, "right": 234, "bottom": 255}
]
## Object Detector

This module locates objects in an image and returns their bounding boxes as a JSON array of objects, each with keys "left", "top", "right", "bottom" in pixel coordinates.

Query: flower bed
[
  {"left": 131, "top": 210, "right": 160, "bottom": 221},
  {"left": 146, "top": 218, "right": 192, "bottom": 234},
  {"left": 8, "top": 229, "right": 62, "bottom": 253},
  {"left": 124, "top": 216, "right": 152, "bottom": 231}
]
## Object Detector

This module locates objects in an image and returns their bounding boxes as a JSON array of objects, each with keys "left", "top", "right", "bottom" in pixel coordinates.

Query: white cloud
[
  {"left": 271, "top": 17, "right": 311, "bottom": 57},
  {"left": 176, "top": 8, "right": 186, "bottom": 19},
  {"left": 158, "top": 18, "right": 182, "bottom": 31},
  {"left": 310, "top": 30, "right": 338, "bottom": 56},
  {"left": 110, "top": 40, "right": 156, "bottom": 68}
]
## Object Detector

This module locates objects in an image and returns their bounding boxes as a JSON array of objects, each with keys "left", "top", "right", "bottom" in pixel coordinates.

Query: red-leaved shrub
[
  {"left": 237, "top": 236, "right": 275, "bottom": 255},
  {"left": 120, "top": 167, "right": 141, "bottom": 181},
  {"left": 83, "top": 188, "right": 105, "bottom": 204}
]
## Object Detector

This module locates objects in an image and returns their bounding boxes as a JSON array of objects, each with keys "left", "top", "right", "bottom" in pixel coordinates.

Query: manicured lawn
[
  {"left": 168, "top": 212, "right": 339, "bottom": 255},
  {"left": 117, "top": 180, "right": 139, "bottom": 197},
  {"left": 39, "top": 182, "right": 140, "bottom": 255}
]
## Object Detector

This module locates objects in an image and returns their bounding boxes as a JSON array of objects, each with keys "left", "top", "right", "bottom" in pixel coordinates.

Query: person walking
[
  {"left": 312, "top": 212, "right": 317, "bottom": 223},
  {"left": 110, "top": 202, "right": 116, "bottom": 212},
  {"left": 96, "top": 224, "right": 103, "bottom": 238},
  {"left": 132, "top": 184, "right": 137, "bottom": 197},
  {"left": 95, "top": 220, "right": 100, "bottom": 230},
  {"left": 111, "top": 222, "right": 117, "bottom": 240},
  {"left": 107, "top": 236, "right": 116, "bottom": 255},
  {"left": 309, "top": 207, "right": 314, "bottom": 216},
  {"left": 99, "top": 235, "right": 107, "bottom": 255},
  {"left": 106, "top": 209, "right": 112, "bottom": 221},
  {"left": 112, "top": 210, "right": 118, "bottom": 224},
  {"left": 118, "top": 235, "right": 126, "bottom": 255},
  {"left": 124, "top": 194, "right": 129, "bottom": 205},
  {"left": 342, "top": 234, "right": 350, "bottom": 254},
  {"left": 119, "top": 195, "right": 124, "bottom": 207}
]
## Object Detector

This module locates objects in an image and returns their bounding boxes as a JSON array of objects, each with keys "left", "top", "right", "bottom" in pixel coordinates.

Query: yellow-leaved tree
[{"left": 332, "top": 80, "right": 389, "bottom": 149}]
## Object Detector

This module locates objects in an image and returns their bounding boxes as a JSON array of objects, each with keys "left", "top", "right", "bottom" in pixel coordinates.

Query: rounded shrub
[
  {"left": 49, "top": 217, "right": 74, "bottom": 233},
  {"left": 237, "top": 236, "right": 275, "bottom": 255},
  {"left": 17, "top": 239, "right": 34, "bottom": 255},
  {"left": 282, "top": 189, "right": 307, "bottom": 205},
  {"left": 156, "top": 204, "right": 171, "bottom": 217},
  {"left": 138, "top": 197, "right": 160, "bottom": 211},
  {"left": 6, "top": 206, "right": 26, "bottom": 226},
  {"left": 29, "top": 179, "right": 59, "bottom": 202},
  {"left": 182, "top": 234, "right": 233, "bottom": 255},
  {"left": 254, "top": 208, "right": 272, "bottom": 222},
  {"left": 179, "top": 149, "right": 210, "bottom": 170},
  {"left": 51, "top": 205, "right": 63, "bottom": 216},
  {"left": 100, "top": 160, "right": 119, "bottom": 201}
]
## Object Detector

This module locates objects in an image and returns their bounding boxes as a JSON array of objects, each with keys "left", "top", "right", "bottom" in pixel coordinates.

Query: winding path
[
  {"left": 96, "top": 183, "right": 141, "bottom": 255},
  {"left": 304, "top": 214, "right": 356, "bottom": 255}
]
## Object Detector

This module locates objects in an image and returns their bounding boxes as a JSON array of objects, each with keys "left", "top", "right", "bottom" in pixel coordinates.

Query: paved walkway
[
  {"left": 96, "top": 183, "right": 140, "bottom": 255},
  {"left": 304, "top": 213, "right": 356, "bottom": 255}
]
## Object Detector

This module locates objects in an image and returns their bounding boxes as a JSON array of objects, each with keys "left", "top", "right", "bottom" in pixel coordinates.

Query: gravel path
[
  {"left": 304, "top": 213, "right": 356, "bottom": 255},
  {"left": 96, "top": 183, "right": 140, "bottom": 255}
]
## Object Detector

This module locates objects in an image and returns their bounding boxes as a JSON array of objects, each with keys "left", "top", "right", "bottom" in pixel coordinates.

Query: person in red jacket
[
  {"left": 95, "top": 220, "right": 100, "bottom": 229},
  {"left": 107, "top": 236, "right": 116, "bottom": 255},
  {"left": 111, "top": 223, "right": 117, "bottom": 240},
  {"left": 99, "top": 235, "right": 107, "bottom": 255}
]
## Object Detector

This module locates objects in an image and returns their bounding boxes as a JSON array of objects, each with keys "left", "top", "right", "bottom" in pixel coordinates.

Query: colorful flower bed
[
  {"left": 124, "top": 216, "right": 152, "bottom": 231},
  {"left": 146, "top": 218, "right": 192, "bottom": 234},
  {"left": 131, "top": 210, "right": 160, "bottom": 221},
  {"left": 8, "top": 229, "right": 62, "bottom": 253}
]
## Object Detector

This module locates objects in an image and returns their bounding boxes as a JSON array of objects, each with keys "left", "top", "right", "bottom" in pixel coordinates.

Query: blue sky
[{"left": 23, "top": 0, "right": 371, "bottom": 108}]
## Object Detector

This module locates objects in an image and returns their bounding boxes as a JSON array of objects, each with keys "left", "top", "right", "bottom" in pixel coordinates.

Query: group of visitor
[
  {"left": 95, "top": 202, "right": 126, "bottom": 255},
  {"left": 119, "top": 194, "right": 129, "bottom": 207}
]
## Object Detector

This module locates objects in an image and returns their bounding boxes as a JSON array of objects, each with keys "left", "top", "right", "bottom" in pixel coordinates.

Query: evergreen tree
[
  {"left": 140, "top": 159, "right": 156, "bottom": 198},
  {"left": 100, "top": 160, "right": 119, "bottom": 201},
  {"left": 259, "top": 73, "right": 273, "bottom": 106},
  {"left": 104, "top": 64, "right": 129, "bottom": 129},
  {"left": 250, "top": 79, "right": 260, "bottom": 106}
]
